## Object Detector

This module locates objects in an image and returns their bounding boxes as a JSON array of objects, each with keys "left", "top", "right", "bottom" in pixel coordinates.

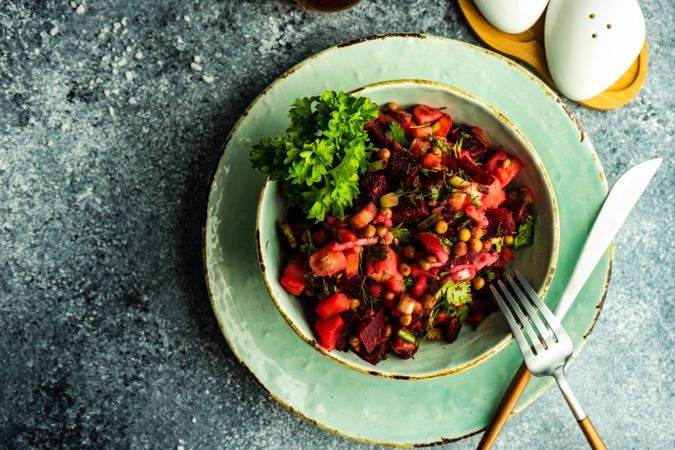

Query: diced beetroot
[
  {"left": 333, "top": 309, "right": 358, "bottom": 351},
  {"left": 507, "top": 201, "right": 529, "bottom": 224},
  {"left": 358, "top": 340, "right": 389, "bottom": 366},
  {"left": 348, "top": 202, "right": 378, "bottom": 229},
  {"left": 344, "top": 248, "right": 360, "bottom": 278},
  {"left": 484, "top": 149, "right": 508, "bottom": 173},
  {"left": 366, "top": 246, "right": 399, "bottom": 283},
  {"left": 496, "top": 246, "right": 514, "bottom": 267},
  {"left": 494, "top": 157, "right": 523, "bottom": 186},
  {"left": 281, "top": 276, "right": 305, "bottom": 296},
  {"left": 447, "top": 253, "right": 472, "bottom": 269},
  {"left": 389, "top": 109, "right": 413, "bottom": 125},
  {"left": 312, "top": 228, "right": 330, "bottom": 247},
  {"left": 482, "top": 180, "right": 506, "bottom": 209},
  {"left": 417, "top": 232, "right": 450, "bottom": 266},
  {"left": 422, "top": 152, "right": 442, "bottom": 169},
  {"left": 359, "top": 174, "right": 389, "bottom": 204},
  {"left": 410, "top": 138, "right": 430, "bottom": 158},
  {"left": 413, "top": 104, "right": 445, "bottom": 124},
  {"left": 465, "top": 205, "right": 489, "bottom": 229},
  {"left": 450, "top": 125, "right": 490, "bottom": 158},
  {"left": 391, "top": 196, "right": 428, "bottom": 224},
  {"left": 357, "top": 309, "right": 386, "bottom": 353},
  {"left": 369, "top": 283, "right": 383, "bottom": 298},
  {"left": 385, "top": 149, "right": 420, "bottom": 187},
  {"left": 309, "top": 246, "right": 347, "bottom": 277},
  {"left": 521, "top": 187, "right": 535, "bottom": 204},
  {"left": 316, "top": 293, "right": 351, "bottom": 319},
  {"left": 421, "top": 171, "right": 446, "bottom": 198},
  {"left": 365, "top": 114, "right": 403, "bottom": 151},
  {"left": 459, "top": 153, "right": 496, "bottom": 185},
  {"left": 485, "top": 208, "right": 516, "bottom": 238},
  {"left": 412, "top": 276, "right": 428, "bottom": 298},
  {"left": 432, "top": 114, "right": 452, "bottom": 137},
  {"left": 391, "top": 330, "right": 419, "bottom": 359},
  {"left": 315, "top": 314, "right": 345, "bottom": 351},
  {"left": 449, "top": 264, "right": 477, "bottom": 281},
  {"left": 410, "top": 125, "right": 434, "bottom": 139},
  {"left": 336, "top": 275, "right": 364, "bottom": 298},
  {"left": 444, "top": 316, "right": 462, "bottom": 343},
  {"left": 503, "top": 187, "right": 534, "bottom": 223},
  {"left": 448, "top": 191, "right": 470, "bottom": 212},
  {"left": 467, "top": 297, "right": 494, "bottom": 324}
]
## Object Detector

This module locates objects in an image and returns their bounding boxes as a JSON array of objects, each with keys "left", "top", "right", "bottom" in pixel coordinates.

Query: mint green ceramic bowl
[{"left": 256, "top": 80, "right": 559, "bottom": 380}]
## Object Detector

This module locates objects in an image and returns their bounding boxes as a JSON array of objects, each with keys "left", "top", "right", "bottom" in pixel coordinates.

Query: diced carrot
[
  {"left": 315, "top": 314, "right": 345, "bottom": 351},
  {"left": 494, "top": 157, "right": 523, "bottom": 185},
  {"left": 343, "top": 248, "right": 360, "bottom": 278},
  {"left": 422, "top": 152, "right": 442, "bottom": 169},
  {"left": 280, "top": 256, "right": 309, "bottom": 295},
  {"left": 316, "top": 293, "right": 351, "bottom": 319},
  {"left": 281, "top": 276, "right": 305, "bottom": 296},
  {"left": 410, "top": 138, "right": 430, "bottom": 158},
  {"left": 432, "top": 115, "right": 452, "bottom": 137}
]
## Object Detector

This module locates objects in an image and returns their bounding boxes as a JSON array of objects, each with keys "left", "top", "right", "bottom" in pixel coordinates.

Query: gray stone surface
[{"left": 0, "top": 0, "right": 673, "bottom": 448}]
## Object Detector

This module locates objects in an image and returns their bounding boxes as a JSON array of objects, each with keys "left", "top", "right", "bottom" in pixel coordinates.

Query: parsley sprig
[
  {"left": 251, "top": 91, "right": 379, "bottom": 221},
  {"left": 387, "top": 122, "right": 407, "bottom": 147}
]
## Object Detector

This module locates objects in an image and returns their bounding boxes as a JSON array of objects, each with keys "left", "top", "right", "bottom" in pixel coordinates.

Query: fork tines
[{"left": 490, "top": 270, "right": 565, "bottom": 357}]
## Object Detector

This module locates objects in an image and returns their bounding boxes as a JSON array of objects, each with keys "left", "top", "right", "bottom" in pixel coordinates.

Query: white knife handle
[{"left": 554, "top": 158, "right": 662, "bottom": 319}]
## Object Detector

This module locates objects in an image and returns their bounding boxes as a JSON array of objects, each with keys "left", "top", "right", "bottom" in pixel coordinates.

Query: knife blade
[{"left": 554, "top": 157, "right": 662, "bottom": 318}]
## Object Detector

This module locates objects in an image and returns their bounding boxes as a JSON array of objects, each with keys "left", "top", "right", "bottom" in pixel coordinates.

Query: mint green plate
[{"left": 204, "top": 34, "right": 610, "bottom": 446}]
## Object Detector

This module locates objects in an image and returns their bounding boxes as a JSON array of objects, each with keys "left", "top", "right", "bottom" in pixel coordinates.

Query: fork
[{"left": 490, "top": 271, "right": 607, "bottom": 450}]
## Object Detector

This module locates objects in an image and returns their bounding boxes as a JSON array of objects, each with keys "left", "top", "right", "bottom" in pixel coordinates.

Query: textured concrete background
[{"left": 1, "top": 1, "right": 673, "bottom": 449}]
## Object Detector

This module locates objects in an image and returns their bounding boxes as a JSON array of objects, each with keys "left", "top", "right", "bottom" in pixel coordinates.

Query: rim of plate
[
  {"left": 203, "top": 33, "right": 612, "bottom": 447},
  {"left": 254, "top": 78, "right": 560, "bottom": 380}
]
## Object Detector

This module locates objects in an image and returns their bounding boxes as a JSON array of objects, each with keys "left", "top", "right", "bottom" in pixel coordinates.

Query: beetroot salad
[{"left": 252, "top": 93, "right": 535, "bottom": 365}]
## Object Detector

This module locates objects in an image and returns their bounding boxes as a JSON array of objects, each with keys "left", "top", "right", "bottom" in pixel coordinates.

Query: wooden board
[{"left": 458, "top": 0, "right": 648, "bottom": 110}]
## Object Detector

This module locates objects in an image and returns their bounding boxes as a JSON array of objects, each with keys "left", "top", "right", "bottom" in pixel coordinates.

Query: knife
[{"left": 477, "top": 158, "right": 663, "bottom": 450}]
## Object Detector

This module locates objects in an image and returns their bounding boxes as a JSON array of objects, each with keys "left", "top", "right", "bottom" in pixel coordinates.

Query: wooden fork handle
[
  {"left": 477, "top": 363, "right": 532, "bottom": 449},
  {"left": 578, "top": 417, "right": 607, "bottom": 450}
]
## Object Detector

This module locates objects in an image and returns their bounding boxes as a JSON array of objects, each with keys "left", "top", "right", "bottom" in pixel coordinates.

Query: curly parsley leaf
[
  {"left": 364, "top": 245, "right": 389, "bottom": 265},
  {"left": 251, "top": 91, "right": 379, "bottom": 222},
  {"left": 513, "top": 213, "right": 535, "bottom": 249},
  {"left": 435, "top": 279, "right": 473, "bottom": 306},
  {"left": 392, "top": 227, "right": 413, "bottom": 245},
  {"left": 427, "top": 280, "right": 473, "bottom": 328},
  {"left": 387, "top": 122, "right": 407, "bottom": 147}
]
